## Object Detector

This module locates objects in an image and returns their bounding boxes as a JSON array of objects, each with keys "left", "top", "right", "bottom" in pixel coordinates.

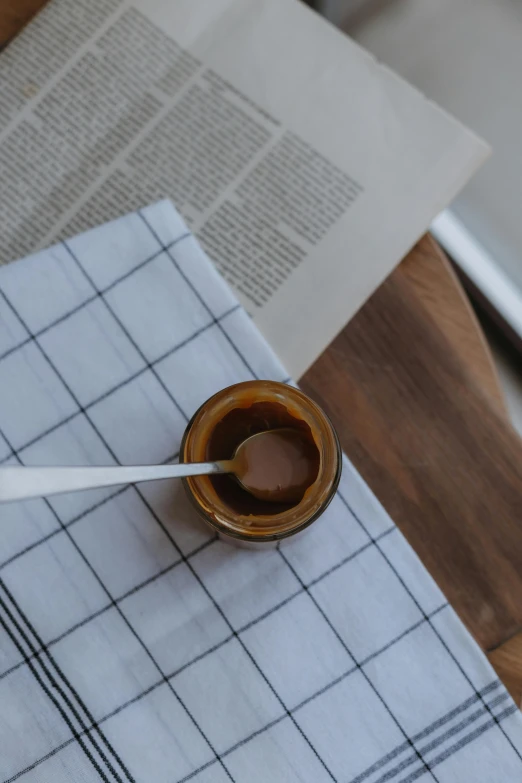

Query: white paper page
[{"left": 0, "top": 0, "right": 488, "bottom": 377}]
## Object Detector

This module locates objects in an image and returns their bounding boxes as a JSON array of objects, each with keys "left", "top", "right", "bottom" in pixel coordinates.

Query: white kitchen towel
[{"left": 0, "top": 200, "right": 520, "bottom": 783}]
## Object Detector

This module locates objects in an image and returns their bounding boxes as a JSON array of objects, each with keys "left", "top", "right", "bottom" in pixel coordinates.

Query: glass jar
[{"left": 180, "top": 380, "right": 341, "bottom": 544}]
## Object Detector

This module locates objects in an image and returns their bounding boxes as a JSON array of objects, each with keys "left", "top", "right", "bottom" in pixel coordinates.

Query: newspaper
[{"left": 0, "top": 0, "right": 488, "bottom": 378}]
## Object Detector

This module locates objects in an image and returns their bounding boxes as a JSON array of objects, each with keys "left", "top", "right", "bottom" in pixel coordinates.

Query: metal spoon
[{"left": 0, "top": 428, "right": 317, "bottom": 505}]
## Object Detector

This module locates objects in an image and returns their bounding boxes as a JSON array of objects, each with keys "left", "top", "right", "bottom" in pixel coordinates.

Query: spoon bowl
[{"left": 228, "top": 428, "right": 319, "bottom": 504}]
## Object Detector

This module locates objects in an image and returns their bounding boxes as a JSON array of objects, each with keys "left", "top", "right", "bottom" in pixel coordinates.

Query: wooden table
[
  {"left": 302, "top": 237, "right": 522, "bottom": 704},
  {"left": 2, "top": 0, "right": 522, "bottom": 703}
]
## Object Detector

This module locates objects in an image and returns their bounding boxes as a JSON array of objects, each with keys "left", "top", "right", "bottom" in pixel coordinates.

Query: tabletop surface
[{"left": 2, "top": 0, "right": 522, "bottom": 700}]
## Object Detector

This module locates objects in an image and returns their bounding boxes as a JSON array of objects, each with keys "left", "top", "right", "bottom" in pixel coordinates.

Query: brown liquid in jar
[{"left": 206, "top": 401, "right": 320, "bottom": 516}]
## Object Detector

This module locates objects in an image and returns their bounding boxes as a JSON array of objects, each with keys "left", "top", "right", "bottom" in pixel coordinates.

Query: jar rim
[{"left": 180, "top": 381, "right": 342, "bottom": 542}]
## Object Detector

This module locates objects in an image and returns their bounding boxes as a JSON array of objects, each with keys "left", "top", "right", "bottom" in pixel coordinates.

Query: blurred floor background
[{"left": 310, "top": 0, "right": 522, "bottom": 434}]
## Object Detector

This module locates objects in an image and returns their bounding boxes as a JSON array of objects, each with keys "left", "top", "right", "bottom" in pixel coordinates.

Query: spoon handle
[{"left": 0, "top": 462, "right": 233, "bottom": 504}]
